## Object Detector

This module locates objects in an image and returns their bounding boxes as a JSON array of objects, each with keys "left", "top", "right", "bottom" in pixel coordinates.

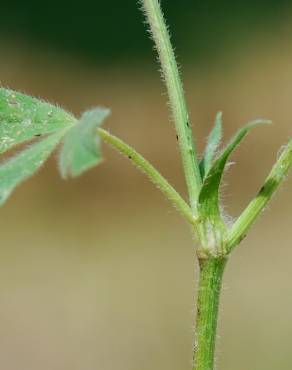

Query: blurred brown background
[{"left": 1, "top": 1, "right": 292, "bottom": 369}]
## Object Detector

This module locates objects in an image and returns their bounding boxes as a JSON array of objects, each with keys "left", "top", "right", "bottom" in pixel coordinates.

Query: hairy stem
[
  {"left": 98, "top": 128, "right": 197, "bottom": 226},
  {"left": 226, "top": 139, "right": 292, "bottom": 252},
  {"left": 141, "top": 0, "right": 202, "bottom": 214},
  {"left": 193, "top": 257, "right": 227, "bottom": 370}
]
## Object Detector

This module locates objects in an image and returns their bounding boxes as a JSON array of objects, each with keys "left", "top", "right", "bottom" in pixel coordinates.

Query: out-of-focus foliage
[
  {"left": 60, "top": 108, "right": 110, "bottom": 178},
  {"left": 0, "top": 89, "right": 109, "bottom": 205},
  {"left": 0, "top": 131, "right": 65, "bottom": 205},
  {"left": 0, "top": 89, "right": 74, "bottom": 154},
  {"left": 0, "top": 0, "right": 290, "bottom": 63}
]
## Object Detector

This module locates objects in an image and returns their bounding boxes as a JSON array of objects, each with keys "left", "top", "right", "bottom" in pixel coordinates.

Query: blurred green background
[{"left": 1, "top": 1, "right": 292, "bottom": 369}]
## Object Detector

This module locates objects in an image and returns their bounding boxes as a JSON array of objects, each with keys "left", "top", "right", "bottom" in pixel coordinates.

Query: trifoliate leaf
[
  {"left": 0, "top": 130, "right": 66, "bottom": 205},
  {"left": 0, "top": 88, "right": 75, "bottom": 154},
  {"left": 199, "top": 112, "right": 222, "bottom": 179},
  {"left": 198, "top": 119, "right": 271, "bottom": 246},
  {"left": 59, "top": 107, "right": 110, "bottom": 178}
]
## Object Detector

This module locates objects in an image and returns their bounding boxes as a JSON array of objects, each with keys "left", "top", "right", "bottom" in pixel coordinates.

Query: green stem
[
  {"left": 193, "top": 257, "right": 227, "bottom": 370},
  {"left": 141, "top": 0, "right": 202, "bottom": 214},
  {"left": 226, "top": 139, "right": 292, "bottom": 252},
  {"left": 98, "top": 128, "right": 197, "bottom": 226}
]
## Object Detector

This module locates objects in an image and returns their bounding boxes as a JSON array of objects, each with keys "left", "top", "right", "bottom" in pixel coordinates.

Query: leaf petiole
[{"left": 98, "top": 128, "right": 198, "bottom": 226}]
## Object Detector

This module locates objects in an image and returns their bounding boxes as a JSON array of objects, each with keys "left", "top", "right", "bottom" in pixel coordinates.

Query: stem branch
[
  {"left": 141, "top": 0, "right": 202, "bottom": 213},
  {"left": 226, "top": 139, "right": 292, "bottom": 252},
  {"left": 98, "top": 128, "right": 197, "bottom": 226}
]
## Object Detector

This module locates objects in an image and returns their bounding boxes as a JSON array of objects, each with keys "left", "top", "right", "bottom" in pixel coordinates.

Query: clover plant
[{"left": 1, "top": 1, "right": 292, "bottom": 369}]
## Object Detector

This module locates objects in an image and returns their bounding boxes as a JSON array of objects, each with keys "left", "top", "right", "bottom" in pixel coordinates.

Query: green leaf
[
  {"left": 59, "top": 107, "right": 110, "bottom": 178},
  {"left": 199, "top": 112, "right": 222, "bottom": 179},
  {"left": 0, "top": 88, "right": 75, "bottom": 154},
  {"left": 198, "top": 119, "right": 271, "bottom": 247},
  {"left": 0, "top": 130, "right": 66, "bottom": 205}
]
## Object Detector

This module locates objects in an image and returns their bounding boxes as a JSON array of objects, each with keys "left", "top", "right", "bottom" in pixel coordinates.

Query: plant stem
[
  {"left": 98, "top": 128, "right": 197, "bottom": 226},
  {"left": 226, "top": 138, "right": 292, "bottom": 252},
  {"left": 141, "top": 0, "right": 202, "bottom": 214},
  {"left": 193, "top": 257, "right": 227, "bottom": 370}
]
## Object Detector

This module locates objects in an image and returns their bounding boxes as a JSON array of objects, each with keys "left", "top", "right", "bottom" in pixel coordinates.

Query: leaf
[
  {"left": 199, "top": 112, "right": 222, "bottom": 179},
  {"left": 59, "top": 107, "right": 110, "bottom": 178},
  {"left": 0, "top": 88, "right": 75, "bottom": 154},
  {"left": 198, "top": 119, "right": 271, "bottom": 243},
  {"left": 0, "top": 130, "right": 66, "bottom": 205}
]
